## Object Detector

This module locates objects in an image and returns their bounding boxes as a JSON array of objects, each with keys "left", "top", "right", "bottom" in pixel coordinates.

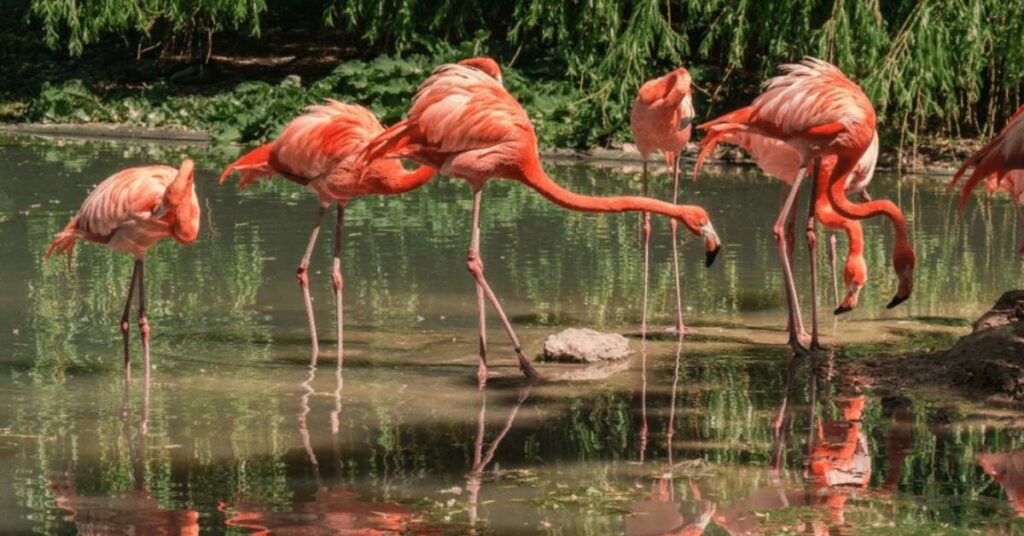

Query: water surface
[{"left": 1, "top": 136, "right": 1023, "bottom": 534}]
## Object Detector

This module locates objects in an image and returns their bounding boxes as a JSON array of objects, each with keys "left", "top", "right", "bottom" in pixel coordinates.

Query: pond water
[{"left": 0, "top": 136, "right": 1023, "bottom": 534}]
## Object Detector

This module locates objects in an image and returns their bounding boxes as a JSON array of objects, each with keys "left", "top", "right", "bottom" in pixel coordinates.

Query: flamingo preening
[
  {"left": 630, "top": 67, "right": 697, "bottom": 338},
  {"left": 695, "top": 58, "right": 914, "bottom": 352},
  {"left": 45, "top": 159, "right": 200, "bottom": 382},
  {"left": 952, "top": 103, "right": 1024, "bottom": 256},
  {"left": 220, "top": 100, "right": 436, "bottom": 359},
  {"left": 362, "top": 57, "right": 722, "bottom": 384}
]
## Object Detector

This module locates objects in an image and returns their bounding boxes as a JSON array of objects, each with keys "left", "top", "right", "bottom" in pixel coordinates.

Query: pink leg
[
  {"left": 806, "top": 159, "right": 822, "bottom": 350},
  {"left": 120, "top": 261, "right": 141, "bottom": 383},
  {"left": 638, "top": 346, "right": 649, "bottom": 462},
  {"left": 774, "top": 171, "right": 808, "bottom": 353},
  {"left": 331, "top": 204, "right": 346, "bottom": 363},
  {"left": 469, "top": 193, "right": 489, "bottom": 387},
  {"left": 641, "top": 159, "right": 652, "bottom": 340},
  {"left": 298, "top": 203, "right": 328, "bottom": 359},
  {"left": 669, "top": 154, "right": 686, "bottom": 338},
  {"left": 828, "top": 234, "right": 840, "bottom": 307},
  {"left": 137, "top": 260, "right": 151, "bottom": 389},
  {"left": 466, "top": 189, "right": 543, "bottom": 381}
]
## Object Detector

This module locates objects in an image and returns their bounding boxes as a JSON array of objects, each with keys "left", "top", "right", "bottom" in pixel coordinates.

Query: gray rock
[{"left": 539, "top": 328, "right": 631, "bottom": 363}]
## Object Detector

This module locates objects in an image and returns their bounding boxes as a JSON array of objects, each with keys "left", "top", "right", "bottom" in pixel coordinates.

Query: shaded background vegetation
[{"left": 2, "top": 0, "right": 1022, "bottom": 150}]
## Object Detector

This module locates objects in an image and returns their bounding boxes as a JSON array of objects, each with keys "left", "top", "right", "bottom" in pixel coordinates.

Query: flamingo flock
[{"left": 45, "top": 55, "right": 1023, "bottom": 384}]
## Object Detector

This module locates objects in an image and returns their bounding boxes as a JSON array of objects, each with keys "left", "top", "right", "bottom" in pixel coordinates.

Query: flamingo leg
[
  {"left": 806, "top": 158, "right": 823, "bottom": 351},
  {"left": 638, "top": 345, "right": 649, "bottom": 462},
  {"left": 331, "top": 203, "right": 346, "bottom": 363},
  {"left": 641, "top": 159, "right": 651, "bottom": 340},
  {"left": 120, "top": 260, "right": 140, "bottom": 383},
  {"left": 137, "top": 260, "right": 151, "bottom": 391},
  {"left": 298, "top": 202, "right": 328, "bottom": 359},
  {"left": 774, "top": 170, "right": 808, "bottom": 353},
  {"left": 828, "top": 233, "right": 840, "bottom": 307},
  {"left": 669, "top": 153, "right": 686, "bottom": 338},
  {"left": 466, "top": 188, "right": 543, "bottom": 382}
]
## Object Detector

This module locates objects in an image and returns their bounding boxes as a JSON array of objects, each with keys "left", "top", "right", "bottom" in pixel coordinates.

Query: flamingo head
[
  {"left": 834, "top": 255, "right": 867, "bottom": 315},
  {"left": 166, "top": 158, "right": 200, "bottom": 244},
  {"left": 458, "top": 57, "right": 503, "bottom": 86},
  {"left": 676, "top": 207, "right": 721, "bottom": 267},
  {"left": 887, "top": 245, "right": 916, "bottom": 309}
]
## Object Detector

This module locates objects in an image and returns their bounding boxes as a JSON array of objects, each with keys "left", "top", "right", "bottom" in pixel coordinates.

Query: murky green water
[{"left": 1, "top": 136, "right": 1023, "bottom": 534}]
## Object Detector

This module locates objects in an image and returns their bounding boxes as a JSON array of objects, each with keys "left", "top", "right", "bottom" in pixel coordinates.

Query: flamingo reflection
[
  {"left": 49, "top": 375, "right": 198, "bottom": 535},
  {"left": 221, "top": 354, "right": 419, "bottom": 534},
  {"left": 979, "top": 450, "right": 1024, "bottom": 516},
  {"left": 626, "top": 342, "right": 715, "bottom": 536},
  {"left": 466, "top": 382, "right": 534, "bottom": 531},
  {"left": 713, "top": 352, "right": 873, "bottom": 534}
]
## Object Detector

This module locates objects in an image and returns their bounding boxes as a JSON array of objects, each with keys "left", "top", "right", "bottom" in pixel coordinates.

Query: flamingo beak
[
  {"left": 834, "top": 304, "right": 853, "bottom": 315},
  {"left": 886, "top": 295, "right": 908, "bottom": 309},
  {"left": 701, "top": 222, "right": 721, "bottom": 267}
]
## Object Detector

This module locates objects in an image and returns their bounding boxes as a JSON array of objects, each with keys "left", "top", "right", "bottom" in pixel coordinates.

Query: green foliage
[
  {"left": 29, "top": 0, "right": 267, "bottom": 56},
  {"left": 8, "top": 0, "right": 1024, "bottom": 148}
]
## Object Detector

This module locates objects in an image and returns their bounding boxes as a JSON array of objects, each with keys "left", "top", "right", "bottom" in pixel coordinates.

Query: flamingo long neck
[
  {"left": 825, "top": 156, "right": 910, "bottom": 247},
  {"left": 366, "top": 161, "right": 437, "bottom": 195},
  {"left": 518, "top": 153, "right": 697, "bottom": 221}
]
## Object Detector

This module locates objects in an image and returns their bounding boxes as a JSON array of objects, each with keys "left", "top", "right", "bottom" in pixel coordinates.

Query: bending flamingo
[
  {"left": 695, "top": 58, "right": 914, "bottom": 351},
  {"left": 220, "top": 100, "right": 436, "bottom": 358},
  {"left": 46, "top": 159, "right": 200, "bottom": 381},
  {"left": 630, "top": 67, "right": 696, "bottom": 338},
  {"left": 361, "top": 57, "right": 721, "bottom": 384},
  {"left": 952, "top": 103, "right": 1024, "bottom": 256}
]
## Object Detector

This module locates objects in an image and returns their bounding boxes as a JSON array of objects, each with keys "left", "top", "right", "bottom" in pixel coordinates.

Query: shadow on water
[{"left": 2, "top": 136, "right": 1024, "bottom": 533}]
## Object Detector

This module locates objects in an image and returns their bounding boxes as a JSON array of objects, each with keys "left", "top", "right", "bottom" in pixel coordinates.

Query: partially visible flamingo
[
  {"left": 696, "top": 58, "right": 914, "bottom": 351},
  {"left": 630, "top": 68, "right": 696, "bottom": 338},
  {"left": 952, "top": 103, "right": 1024, "bottom": 256},
  {"left": 361, "top": 57, "right": 721, "bottom": 384},
  {"left": 220, "top": 100, "right": 436, "bottom": 359},
  {"left": 45, "top": 159, "right": 200, "bottom": 381}
]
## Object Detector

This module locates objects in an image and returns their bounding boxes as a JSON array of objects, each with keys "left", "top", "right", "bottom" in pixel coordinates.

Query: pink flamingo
[
  {"left": 361, "top": 57, "right": 721, "bottom": 384},
  {"left": 220, "top": 100, "right": 436, "bottom": 358},
  {"left": 630, "top": 67, "right": 697, "bottom": 338},
  {"left": 45, "top": 160, "right": 199, "bottom": 381},
  {"left": 695, "top": 58, "right": 915, "bottom": 351},
  {"left": 952, "top": 103, "right": 1024, "bottom": 256}
]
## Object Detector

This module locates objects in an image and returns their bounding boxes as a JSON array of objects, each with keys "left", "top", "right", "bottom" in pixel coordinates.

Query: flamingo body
[
  {"left": 48, "top": 162, "right": 199, "bottom": 260},
  {"left": 953, "top": 104, "right": 1024, "bottom": 209},
  {"left": 630, "top": 68, "right": 694, "bottom": 162}
]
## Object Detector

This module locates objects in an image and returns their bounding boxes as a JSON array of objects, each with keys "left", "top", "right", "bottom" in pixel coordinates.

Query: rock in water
[
  {"left": 948, "top": 290, "right": 1024, "bottom": 400},
  {"left": 540, "top": 328, "right": 632, "bottom": 363}
]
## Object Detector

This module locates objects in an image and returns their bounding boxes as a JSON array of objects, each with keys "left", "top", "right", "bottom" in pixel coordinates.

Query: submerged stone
[{"left": 539, "top": 328, "right": 632, "bottom": 363}]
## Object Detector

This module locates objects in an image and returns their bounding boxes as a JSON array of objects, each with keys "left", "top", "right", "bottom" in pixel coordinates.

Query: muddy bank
[{"left": 852, "top": 290, "right": 1024, "bottom": 404}]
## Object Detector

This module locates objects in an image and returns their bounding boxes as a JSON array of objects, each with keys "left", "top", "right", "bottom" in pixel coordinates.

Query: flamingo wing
[
  {"left": 952, "top": 103, "right": 1024, "bottom": 209},
  {"left": 272, "top": 99, "right": 384, "bottom": 181}
]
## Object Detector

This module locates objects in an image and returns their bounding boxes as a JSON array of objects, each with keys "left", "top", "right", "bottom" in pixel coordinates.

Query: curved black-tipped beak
[
  {"left": 705, "top": 246, "right": 720, "bottom": 267},
  {"left": 834, "top": 304, "right": 853, "bottom": 315},
  {"left": 886, "top": 295, "right": 908, "bottom": 309}
]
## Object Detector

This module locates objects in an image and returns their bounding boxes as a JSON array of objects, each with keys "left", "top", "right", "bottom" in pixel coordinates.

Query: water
[{"left": 1, "top": 135, "right": 1023, "bottom": 534}]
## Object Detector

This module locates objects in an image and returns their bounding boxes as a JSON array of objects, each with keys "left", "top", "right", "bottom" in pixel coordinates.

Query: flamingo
[
  {"left": 45, "top": 159, "right": 200, "bottom": 382},
  {"left": 952, "top": 103, "right": 1024, "bottom": 256},
  {"left": 219, "top": 100, "right": 436, "bottom": 359},
  {"left": 361, "top": 57, "right": 722, "bottom": 384},
  {"left": 630, "top": 68, "right": 696, "bottom": 338},
  {"left": 695, "top": 58, "right": 915, "bottom": 351}
]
